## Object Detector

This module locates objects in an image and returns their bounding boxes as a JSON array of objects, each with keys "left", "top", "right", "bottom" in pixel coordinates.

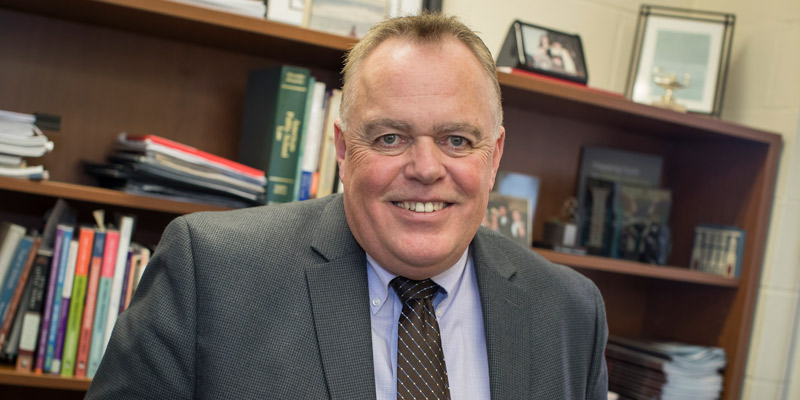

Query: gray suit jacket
[{"left": 87, "top": 194, "right": 608, "bottom": 399}]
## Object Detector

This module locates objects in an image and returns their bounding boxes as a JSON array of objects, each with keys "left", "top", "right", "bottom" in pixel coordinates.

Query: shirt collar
[{"left": 366, "top": 249, "right": 470, "bottom": 315}]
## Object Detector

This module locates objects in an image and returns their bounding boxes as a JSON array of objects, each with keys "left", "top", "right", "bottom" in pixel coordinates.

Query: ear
[
  {"left": 334, "top": 118, "right": 347, "bottom": 183},
  {"left": 489, "top": 126, "right": 506, "bottom": 188}
]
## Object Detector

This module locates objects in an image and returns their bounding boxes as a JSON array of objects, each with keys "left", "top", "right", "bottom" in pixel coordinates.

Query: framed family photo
[
  {"left": 496, "top": 20, "right": 589, "bottom": 84},
  {"left": 625, "top": 5, "right": 735, "bottom": 116}
]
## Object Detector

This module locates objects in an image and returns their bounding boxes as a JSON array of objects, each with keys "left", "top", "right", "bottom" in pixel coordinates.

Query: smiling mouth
[{"left": 392, "top": 201, "right": 451, "bottom": 213}]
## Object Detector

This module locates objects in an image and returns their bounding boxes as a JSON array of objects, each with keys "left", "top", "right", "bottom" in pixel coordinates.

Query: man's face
[{"left": 335, "top": 37, "right": 505, "bottom": 279}]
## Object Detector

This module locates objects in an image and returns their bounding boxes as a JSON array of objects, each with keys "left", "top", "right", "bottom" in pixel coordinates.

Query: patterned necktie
[{"left": 390, "top": 277, "right": 450, "bottom": 400}]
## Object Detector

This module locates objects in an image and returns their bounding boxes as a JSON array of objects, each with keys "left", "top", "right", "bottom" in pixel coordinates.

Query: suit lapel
[
  {"left": 472, "top": 231, "right": 530, "bottom": 399},
  {"left": 305, "top": 196, "right": 376, "bottom": 400}
]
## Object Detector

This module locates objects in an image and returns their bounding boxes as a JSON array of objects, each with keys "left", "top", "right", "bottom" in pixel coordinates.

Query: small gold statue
[{"left": 651, "top": 66, "right": 690, "bottom": 112}]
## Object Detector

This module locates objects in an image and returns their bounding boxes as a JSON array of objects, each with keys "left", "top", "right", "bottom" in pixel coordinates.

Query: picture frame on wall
[
  {"left": 624, "top": 5, "right": 735, "bottom": 116},
  {"left": 496, "top": 20, "right": 589, "bottom": 85}
]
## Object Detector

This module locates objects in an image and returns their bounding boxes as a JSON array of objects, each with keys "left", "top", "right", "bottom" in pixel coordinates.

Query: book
[
  {"left": 118, "top": 250, "right": 135, "bottom": 315},
  {"left": 35, "top": 224, "right": 72, "bottom": 373},
  {"left": 690, "top": 224, "right": 745, "bottom": 278},
  {"left": 580, "top": 177, "right": 618, "bottom": 257},
  {"left": 0, "top": 235, "right": 39, "bottom": 349},
  {"left": 51, "top": 239, "right": 79, "bottom": 374},
  {"left": 118, "top": 133, "right": 265, "bottom": 183},
  {"left": 292, "top": 75, "right": 318, "bottom": 201},
  {"left": 576, "top": 147, "right": 663, "bottom": 255},
  {"left": 238, "top": 65, "right": 312, "bottom": 204},
  {"left": 297, "top": 82, "right": 328, "bottom": 201},
  {"left": 74, "top": 229, "right": 106, "bottom": 377},
  {"left": 87, "top": 228, "right": 119, "bottom": 377},
  {"left": 60, "top": 227, "right": 94, "bottom": 377},
  {"left": 0, "top": 222, "right": 26, "bottom": 291},
  {"left": 615, "top": 185, "right": 672, "bottom": 264},
  {"left": 104, "top": 215, "right": 135, "bottom": 350},
  {"left": 315, "top": 88, "right": 342, "bottom": 199},
  {"left": 15, "top": 248, "right": 53, "bottom": 371}
]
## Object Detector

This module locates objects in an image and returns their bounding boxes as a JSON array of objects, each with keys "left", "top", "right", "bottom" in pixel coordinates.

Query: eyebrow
[{"left": 362, "top": 119, "right": 483, "bottom": 139}]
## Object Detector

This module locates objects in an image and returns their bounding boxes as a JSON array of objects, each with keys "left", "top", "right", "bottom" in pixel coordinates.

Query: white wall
[{"left": 443, "top": 1, "right": 800, "bottom": 398}]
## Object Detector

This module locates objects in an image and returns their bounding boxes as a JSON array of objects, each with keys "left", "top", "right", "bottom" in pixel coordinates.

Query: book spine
[
  {"left": 87, "top": 229, "right": 119, "bottom": 378},
  {"left": 239, "top": 65, "right": 312, "bottom": 204},
  {"left": 74, "top": 230, "right": 106, "bottom": 378},
  {"left": 297, "top": 82, "right": 328, "bottom": 201},
  {"left": 16, "top": 249, "right": 53, "bottom": 371},
  {"left": 42, "top": 225, "right": 73, "bottom": 373},
  {"left": 118, "top": 250, "right": 134, "bottom": 315},
  {"left": 60, "top": 227, "right": 94, "bottom": 377},
  {"left": 315, "top": 89, "right": 342, "bottom": 199},
  {"left": 292, "top": 75, "right": 316, "bottom": 201},
  {"left": 0, "top": 235, "right": 33, "bottom": 326},
  {"left": 35, "top": 225, "right": 67, "bottom": 373},
  {"left": 51, "top": 239, "right": 79, "bottom": 374},
  {"left": 0, "top": 236, "right": 40, "bottom": 348},
  {"left": 0, "top": 223, "right": 26, "bottom": 294},
  {"left": 104, "top": 216, "right": 134, "bottom": 350}
]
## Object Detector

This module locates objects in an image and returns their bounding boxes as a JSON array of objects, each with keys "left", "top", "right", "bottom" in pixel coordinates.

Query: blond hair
[{"left": 339, "top": 13, "right": 503, "bottom": 136}]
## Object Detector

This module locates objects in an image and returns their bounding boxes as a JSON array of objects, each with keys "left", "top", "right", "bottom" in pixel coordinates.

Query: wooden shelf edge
[
  {"left": 0, "top": 177, "right": 232, "bottom": 214},
  {"left": 498, "top": 72, "right": 782, "bottom": 145},
  {"left": 0, "top": 365, "right": 90, "bottom": 391},
  {"left": 535, "top": 248, "right": 740, "bottom": 287}
]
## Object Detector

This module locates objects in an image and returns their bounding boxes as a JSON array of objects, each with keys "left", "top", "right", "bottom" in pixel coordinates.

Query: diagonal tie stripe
[{"left": 391, "top": 277, "right": 450, "bottom": 400}]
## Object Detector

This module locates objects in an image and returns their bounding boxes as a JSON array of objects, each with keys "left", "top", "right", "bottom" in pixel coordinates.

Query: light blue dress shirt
[{"left": 367, "top": 250, "right": 490, "bottom": 400}]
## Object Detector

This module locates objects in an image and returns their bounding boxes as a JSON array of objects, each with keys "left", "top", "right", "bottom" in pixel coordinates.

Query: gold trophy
[{"left": 651, "top": 66, "right": 690, "bottom": 112}]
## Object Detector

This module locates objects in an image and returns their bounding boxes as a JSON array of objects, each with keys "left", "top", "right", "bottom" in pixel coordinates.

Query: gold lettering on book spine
[{"left": 277, "top": 111, "right": 300, "bottom": 159}]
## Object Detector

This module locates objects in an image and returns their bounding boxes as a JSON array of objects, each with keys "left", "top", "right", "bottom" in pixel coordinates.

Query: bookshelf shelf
[
  {"left": 536, "top": 248, "right": 740, "bottom": 288},
  {"left": 0, "top": 365, "right": 90, "bottom": 391},
  {"left": 0, "top": 1, "right": 781, "bottom": 399},
  {"left": 0, "top": 177, "right": 231, "bottom": 215}
]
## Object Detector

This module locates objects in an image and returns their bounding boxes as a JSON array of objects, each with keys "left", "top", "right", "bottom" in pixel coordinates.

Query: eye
[
  {"left": 380, "top": 134, "right": 398, "bottom": 145},
  {"left": 448, "top": 136, "right": 468, "bottom": 147}
]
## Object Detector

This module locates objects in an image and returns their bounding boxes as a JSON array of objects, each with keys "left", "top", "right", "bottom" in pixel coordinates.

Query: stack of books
[
  {"left": 0, "top": 110, "right": 54, "bottom": 180},
  {"left": 86, "top": 134, "right": 267, "bottom": 208},
  {"left": 606, "top": 336, "right": 726, "bottom": 400},
  {"left": 0, "top": 200, "right": 149, "bottom": 378}
]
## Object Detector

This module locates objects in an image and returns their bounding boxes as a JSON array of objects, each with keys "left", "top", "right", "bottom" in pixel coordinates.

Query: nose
[{"left": 404, "top": 138, "right": 446, "bottom": 184}]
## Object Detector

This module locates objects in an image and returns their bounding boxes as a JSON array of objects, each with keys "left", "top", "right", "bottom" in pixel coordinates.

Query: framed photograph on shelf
[
  {"left": 625, "top": 5, "right": 735, "bottom": 116},
  {"left": 496, "top": 20, "right": 588, "bottom": 84}
]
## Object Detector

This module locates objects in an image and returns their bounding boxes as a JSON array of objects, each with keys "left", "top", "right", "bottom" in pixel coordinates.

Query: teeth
[{"left": 394, "top": 201, "right": 447, "bottom": 213}]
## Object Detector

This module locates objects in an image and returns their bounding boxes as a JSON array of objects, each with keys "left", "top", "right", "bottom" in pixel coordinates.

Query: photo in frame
[
  {"left": 625, "top": 5, "right": 735, "bottom": 116},
  {"left": 496, "top": 20, "right": 588, "bottom": 84}
]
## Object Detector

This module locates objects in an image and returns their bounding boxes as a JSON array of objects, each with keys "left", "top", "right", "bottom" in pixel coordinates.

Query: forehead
[{"left": 358, "top": 37, "right": 489, "bottom": 95}]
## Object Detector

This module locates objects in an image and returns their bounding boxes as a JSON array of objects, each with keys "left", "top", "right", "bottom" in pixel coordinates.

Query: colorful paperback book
[
  {"left": 36, "top": 224, "right": 72, "bottom": 373},
  {"left": 104, "top": 215, "right": 134, "bottom": 350},
  {"left": 87, "top": 229, "right": 119, "bottom": 377},
  {"left": 60, "top": 227, "right": 94, "bottom": 377},
  {"left": 51, "top": 239, "right": 79, "bottom": 374},
  {"left": 74, "top": 229, "right": 106, "bottom": 377},
  {"left": 297, "top": 81, "right": 328, "bottom": 201}
]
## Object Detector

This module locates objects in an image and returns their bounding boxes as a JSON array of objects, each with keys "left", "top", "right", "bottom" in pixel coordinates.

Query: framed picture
[
  {"left": 625, "top": 5, "right": 735, "bottom": 116},
  {"left": 496, "top": 20, "right": 588, "bottom": 84},
  {"left": 483, "top": 192, "right": 532, "bottom": 248}
]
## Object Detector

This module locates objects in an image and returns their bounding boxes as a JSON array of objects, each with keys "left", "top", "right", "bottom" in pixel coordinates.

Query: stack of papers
[
  {"left": 84, "top": 133, "right": 267, "bottom": 208},
  {"left": 0, "top": 110, "right": 54, "bottom": 180},
  {"left": 168, "top": 0, "right": 266, "bottom": 18},
  {"left": 606, "top": 336, "right": 726, "bottom": 400}
]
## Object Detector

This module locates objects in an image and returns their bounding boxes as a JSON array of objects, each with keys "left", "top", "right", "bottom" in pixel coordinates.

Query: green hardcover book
[{"left": 238, "top": 65, "right": 312, "bottom": 204}]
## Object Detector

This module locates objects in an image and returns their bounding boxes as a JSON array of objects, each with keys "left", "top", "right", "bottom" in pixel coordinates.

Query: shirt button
[
  {"left": 436, "top": 309, "right": 443, "bottom": 317},
  {"left": 372, "top": 298, "right": 381, "bottom": 306}
]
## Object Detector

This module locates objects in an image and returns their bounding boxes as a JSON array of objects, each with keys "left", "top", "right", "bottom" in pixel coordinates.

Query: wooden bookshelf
[
  {"left": 0, "top": 365, "right": 90, "bottom": 391},
  {"left": 0, "top": 1, "right": 781, "bottom": 399}
]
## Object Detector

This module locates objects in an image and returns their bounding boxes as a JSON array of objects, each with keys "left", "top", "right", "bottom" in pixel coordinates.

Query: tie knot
[{"left": 390, "top": 277, "right": 440, "bottom": 302}]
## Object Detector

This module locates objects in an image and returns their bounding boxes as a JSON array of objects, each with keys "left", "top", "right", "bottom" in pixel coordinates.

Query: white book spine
[{"left": 103, "top": 216, "right": 135, "bottom": 351}]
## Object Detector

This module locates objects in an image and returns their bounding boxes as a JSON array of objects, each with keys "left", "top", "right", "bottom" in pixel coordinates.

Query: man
[{"left": 88, "top": 14, "right": 607, "bottom": 399}]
